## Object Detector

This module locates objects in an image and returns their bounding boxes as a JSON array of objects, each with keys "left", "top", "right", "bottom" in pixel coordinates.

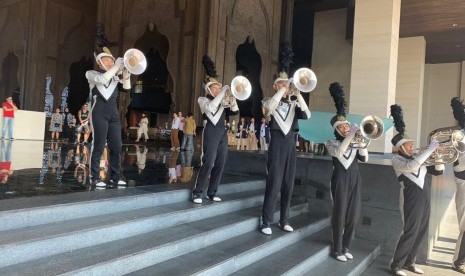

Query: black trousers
[
  {"left": 262, "top": 130, "right": 296, "bottom": 225},
  {"left": 391, "top": 182, "right": 430, "bottom": 268},
  {"left": 456, "top": 232, "right": 465, "bottom": 266},
  {"left": 330, "top": 166, "right": 361, "bottom": 255},
  {"left": 192, "top": 124, "right": 227, "bottom": 197},
  {"left": 90, "top": 99, "right": 122, "bottom": 182}
]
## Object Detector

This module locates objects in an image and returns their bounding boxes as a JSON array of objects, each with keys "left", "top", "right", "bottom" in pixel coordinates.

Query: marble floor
[{"left": 0, "top": 139, "right": 208, "bottom": 201}]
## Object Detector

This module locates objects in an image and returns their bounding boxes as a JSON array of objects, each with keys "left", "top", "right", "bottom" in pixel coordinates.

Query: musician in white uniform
[
  {"left": 389, "top": 104, "right": 443, "bottom": 276},
  {"left": 85, "top": 32, "right": 130, "bottom": 188},
  {"left": 451, "top": 97, "right": 465, "bottom": 274},
  {"left": 324, "top": 82, "right": 368, "bottom": 262},
  {"left": 260, "top": 42, "right": 311, "bottom": 235},
  {"left": 192, "top": 55, "right": 239, "bottom": 204}
]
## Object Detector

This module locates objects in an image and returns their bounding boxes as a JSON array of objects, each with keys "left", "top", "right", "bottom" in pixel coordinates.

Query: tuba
[
  {"left": 420, "top": 126, "right": 465, "bottom": 166},
  {"left": 350, "top": 115, "right": 385, "bottom": 148},
  {"left": 123, "top": 49, "right": 147, "bottom": 75},
  {"left": 222, "top": 76, "right": 252, "bottom": 107}
]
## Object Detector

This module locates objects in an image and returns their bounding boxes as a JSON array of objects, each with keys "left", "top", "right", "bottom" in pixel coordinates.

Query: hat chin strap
[
  {"left": 400, "top": 145, "right": 412, "bottom": 156},
  {"left": 98, "top": 59, "right": 110, "bottom": 71}
]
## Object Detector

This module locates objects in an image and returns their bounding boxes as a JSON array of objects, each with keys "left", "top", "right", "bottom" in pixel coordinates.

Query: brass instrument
[
  {"left": 123, "top": 49, "right": 147, "bottom": 75},
  {"left": 291, "top": 68, "right": 317, "bottom": 92},
  {"left": 350, "top": 115, "right": 385, "bottom": 148},
  {"left": 222, "top": 76, "right": 252, "bottom": 107},
  {"left": 419, "top": 126, "right": 465, "bottom": 166}
]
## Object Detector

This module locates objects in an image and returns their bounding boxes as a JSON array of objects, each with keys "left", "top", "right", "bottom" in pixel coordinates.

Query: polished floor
[{"left": 0, "top": 139, "right": 208, "bottom": 200}]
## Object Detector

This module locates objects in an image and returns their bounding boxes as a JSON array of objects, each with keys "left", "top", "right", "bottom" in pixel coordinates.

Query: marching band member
[
  {"left": 389, "top": 104, "right": 443, "bottom": 276},
  {"left": 451, "top": 97, "right": 465, "bottom": 274},
  {"left": 324, "top": 82, "right": 368, "bottom": 261},
  {"left": 192, "top": 55, "right": 239, "bottom": 204},
  {"left": 260, "top": 42, "right": 311, "bottom": 235},
  {"left": 85, "top": 28, "right": 130, "bottom": 188}
]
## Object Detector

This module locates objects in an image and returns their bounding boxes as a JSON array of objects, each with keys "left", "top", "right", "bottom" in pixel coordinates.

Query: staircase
[{"left": 0, "top": 178, "right": 380, "bottom": 275}]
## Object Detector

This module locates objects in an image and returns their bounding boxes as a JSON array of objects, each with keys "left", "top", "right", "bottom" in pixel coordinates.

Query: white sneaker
[
  {"left": 170, "top": 147, "right": 175, "bottom": 151},
  {"left": 279, "top": 223, "right": 294, "bottom": 232},
  {"left": 110, "top": 179, "right": 127, "bottom": 186},
  {"left": 176, "top": 147, "right": 180, "bottom": 151},
  {"left": 403, "top": 264, "right": 424, "bottom": 274},
  {"left": 344, "top": 252, "right": 353, "bottom": 260},
  {"left": 193, "top": 195, "right": 202, "bottom": 204},
  {"left": 94, "top": 181, "right": 106, "bottom": 187},
  {"left": 336, "top": 255, "right": 347, "bottom": 262},
  {"left": 208, "top": 196, "right": 222, "bottom": 202},
  {"left": 261, "top": 227, "right": 272, "bottom": 235},
  {"left": 391, "top": 268, "right": 407, "bottom": 276}
]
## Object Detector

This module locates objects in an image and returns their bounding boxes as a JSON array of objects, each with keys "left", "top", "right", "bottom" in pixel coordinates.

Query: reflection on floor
[{"left": 0, "top": 140, "right": 204, "bottom": 200}]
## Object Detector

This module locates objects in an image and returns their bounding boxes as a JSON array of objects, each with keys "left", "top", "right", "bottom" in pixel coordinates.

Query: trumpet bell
[
  {"left": 231, "top": 76, "right": 252, "bottom": 101},
  {"left": 124, "top": 49, "right": 147, "bottom": 75},
  {"left": 292, "top": 68, "right": 317, "bottom": 92},
  {"left": 360, "top": 115, "right": 384, "bottom": 140}
]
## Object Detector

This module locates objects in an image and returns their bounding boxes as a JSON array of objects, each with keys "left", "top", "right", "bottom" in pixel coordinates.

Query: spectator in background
[
  {"left": 171, "top": 112, "right": 181, "bottom": 151},
  {"left": 49, "top": 107, "right": 63, "bottom": 141},
  {"left": 259, "top": 117, "right": 270, "bottom": 151},
  {"left": 76, "top": 104, "right": 91, "bottom": 144},
  {"left": 248, "top": 117, "right": 258, "bottom": 150},
  {"left": 181, "top": 112, "right": 196, "bottom": 151},
  {"left": 62, "top": 107, "right": 76, "bottom": 142},
  {"left": 178, "top": 111, "right": 185, "bottom": 148},
  {"left": 135, "top": 112, "right": 149, "bottom": 143},
  {"left": 2, "top": 96, "right": 18, "bottom": 140}
]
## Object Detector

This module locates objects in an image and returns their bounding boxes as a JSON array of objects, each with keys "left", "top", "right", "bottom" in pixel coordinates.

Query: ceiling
[{"left": 307, "top": 0, "right": 465, "bottom": 63}]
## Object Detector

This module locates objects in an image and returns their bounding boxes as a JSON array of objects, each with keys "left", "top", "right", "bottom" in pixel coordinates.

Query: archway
[
  {"left": 129, "top": 24, "right": 172, "bottom": 128},
  {"left": 0, "top": 52, "right": 20, "bottom": 106},
  {"left": 235, "top": 37, "right": 263, "bottom": 121}
]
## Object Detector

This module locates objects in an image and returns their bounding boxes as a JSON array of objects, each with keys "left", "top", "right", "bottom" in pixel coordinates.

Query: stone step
[
  {"left": 127, "top": 213, "right": 330, "bottom": 276},
  {"left": 232, "top": 228, "right": 331, "bottom": 276},
  {"left": 0, "top": 189, "right": 265, "bottom": 268},
  {"left": 0, "top": 203, "right": 309, "bottom": 276},
  {"left": 300, "top": 238, "right": 381, "bottom": 276},
  {"left": 0, "top": 179, "right": 265, "bottom": 232}
]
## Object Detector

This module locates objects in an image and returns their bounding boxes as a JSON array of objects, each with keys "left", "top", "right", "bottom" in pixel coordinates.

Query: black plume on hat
[
  {"left": 329, "top": 82, "right": 346, "bottom": 117},
  {"left": 451, "top": 97, "right": 465, "bottom": 129},
  {"left": 278, "top": 41, "right": 294, "bottom": 75},
  {"left": 96, "top": 23, "right": 111, "bottom": 48},
  {"left": 390, "top": 104, "right": 405, "bottom": 135},
  {"left": 202, "top": 55, "right": 218, "bottom": 80}
]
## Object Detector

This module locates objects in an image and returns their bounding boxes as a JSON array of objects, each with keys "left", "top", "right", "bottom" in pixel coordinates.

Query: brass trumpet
[{"left": 350, "top": 115, "right": 384, "bottom": 148}]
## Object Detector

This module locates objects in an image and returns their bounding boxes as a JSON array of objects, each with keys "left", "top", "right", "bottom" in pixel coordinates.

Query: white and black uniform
[
  {"left": 390, "top": 152, "right": 443, "bottom": 269},
  {"left": 261, "top": 89, "right": 310, "bottom": 226},
  {"left": 454, "top": 154, "right": 465, "bottom": 267},
  {"left": 192, "top": 91, "right": 238, "bottom": 198},
  {"left": 325, "top": 134, "right": 368, "bottom": 256},
  {"left": 85, "top": 68, "right": 129, "bottom": 183}
]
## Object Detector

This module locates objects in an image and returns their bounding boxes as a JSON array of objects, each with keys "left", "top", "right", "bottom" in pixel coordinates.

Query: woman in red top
[{"left": 2, "top": 96, "right": 18, "bottom": 140}]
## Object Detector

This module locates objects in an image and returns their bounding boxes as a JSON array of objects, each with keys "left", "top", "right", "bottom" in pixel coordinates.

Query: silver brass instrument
[
  {"left": 419, "top": 126, "right": 465, "bottom": 166},
  {"left": 222, "top": 76, "right": 252, "bottom": 107},
  {"left": 350, "top": 115, "right": 385, "bottom": 148},
  {"left": 291, "top": 68, "right": 317, "bottom": 93},
  {"left": 123, "top": 49, "right": 147, "bottom": 75}
]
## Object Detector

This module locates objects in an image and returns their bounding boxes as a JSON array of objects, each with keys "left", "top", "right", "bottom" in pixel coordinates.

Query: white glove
[
  {"left": 428, "top": 140, "right": 440, "bottom": 150},
  {"left": 221, "top": 85, "right": 230, "bottom": 93},
  {"left": 122, "top": 68, "right": 131, "bottom": 80},
  {"left": 114, "top": 57, "right": 124, "bottom": 69},
  {"left": 349, "top": 123, "right": 359, "bottom": 136}
]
